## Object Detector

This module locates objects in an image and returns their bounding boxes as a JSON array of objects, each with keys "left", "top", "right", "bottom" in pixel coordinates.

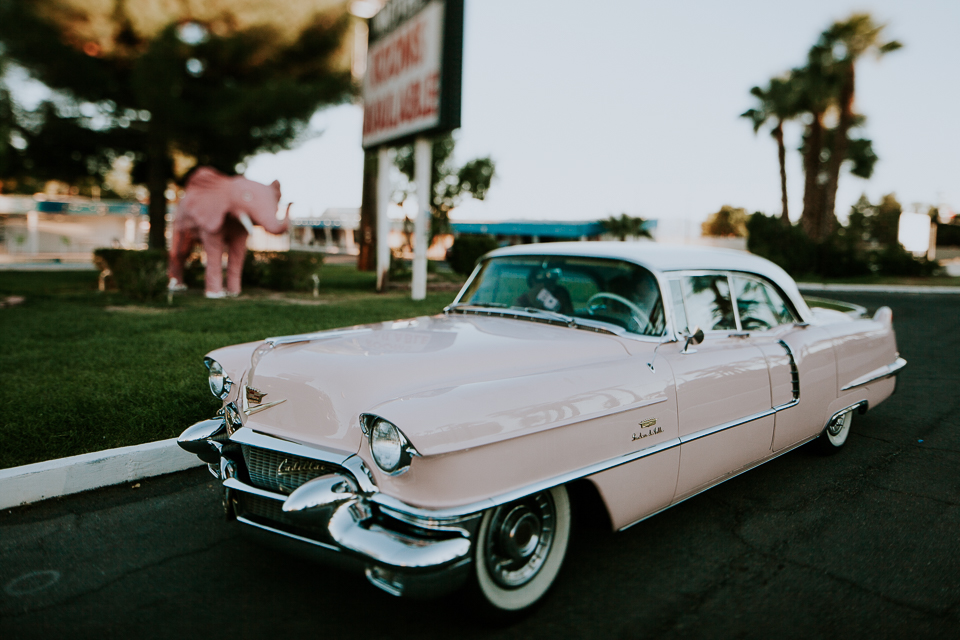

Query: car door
[
  {"left": 728, "top": 273, "right": 839, "bottom": 451},
  {"left": 661, "top": 272, "right": 775, "bottom": 498}
]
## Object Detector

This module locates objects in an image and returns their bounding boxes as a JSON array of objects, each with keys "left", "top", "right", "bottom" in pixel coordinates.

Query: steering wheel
[{"left": 586, "top": 292, "right": 651, "bottom": 331}]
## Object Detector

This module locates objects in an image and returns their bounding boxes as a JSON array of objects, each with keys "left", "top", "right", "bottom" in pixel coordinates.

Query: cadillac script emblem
[{"left": 277, "top": 458, "right": 327, "bottom": 476}]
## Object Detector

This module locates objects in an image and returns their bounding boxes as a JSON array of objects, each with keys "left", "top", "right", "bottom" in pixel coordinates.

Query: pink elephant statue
[{"left": 168, "top": 166, "right": 291, "bottom": 298}]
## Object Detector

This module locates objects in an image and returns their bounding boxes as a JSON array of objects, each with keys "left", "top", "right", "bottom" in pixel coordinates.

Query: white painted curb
[
  {"left": 798, "top": 283, "right": 960, "bottom": 294},
  {"left": 0, "top": 439, "right": 204, "bottom": 510}
]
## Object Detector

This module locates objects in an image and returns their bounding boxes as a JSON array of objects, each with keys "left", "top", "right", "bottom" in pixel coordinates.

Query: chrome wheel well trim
[{"left": 821, "top": 400, "right": 868, "bottom": 434}]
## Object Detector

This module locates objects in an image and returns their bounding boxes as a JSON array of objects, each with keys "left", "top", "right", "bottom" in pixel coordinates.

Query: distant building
[
  {"left": 290, "top": 208, "right": 360, "bottom": 254},
  {"left": 0, "top": 195, "right": 148, "bottom": 263}
]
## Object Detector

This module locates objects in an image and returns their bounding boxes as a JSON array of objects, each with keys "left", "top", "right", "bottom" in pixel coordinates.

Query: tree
[
  {"left": 601, "top": 213, "right": 652, "bottom": 241},
  {"left": 816, "top": 15, "right": 901, "bottom": 231},
  {"left": 392, "top": 133, "right": 495, "bottom": 239},
  {"left": 0, "top": 1, "right": 354, "bottom": 248},
  {"left": 702, "top": 205, "right": 748, "bottom": 237},
  {"left": 742, "top": 74, "right": 802, "bottom": 225},
  {"left": 744, "top": 13, "right": 900, "bottom": 243}
]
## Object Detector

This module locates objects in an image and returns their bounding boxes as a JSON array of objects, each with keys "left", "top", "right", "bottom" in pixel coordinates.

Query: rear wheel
[
  {"left": 473, "top": 485, "right": 571, "bottom": 612},
  {"left": 816, "top": 409, "right": 853, "bottom": 453}
]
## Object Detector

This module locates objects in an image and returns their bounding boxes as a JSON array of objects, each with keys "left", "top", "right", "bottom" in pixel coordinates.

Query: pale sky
[{"left": 247, "top": 0, "right": 959, "bottom": 232}]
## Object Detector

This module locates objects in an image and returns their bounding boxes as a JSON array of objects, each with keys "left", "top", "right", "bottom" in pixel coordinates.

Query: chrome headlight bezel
[
  {"left": 361, "top": 414, "right": 420, "bottom": 476},
  {"left": 204, "top": 357, "right": 233, "bottom": 400}
]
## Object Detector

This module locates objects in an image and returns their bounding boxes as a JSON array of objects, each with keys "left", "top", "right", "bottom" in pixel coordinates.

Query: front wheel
[{"left": 472, "top": 485, "right": 571, "bottom": 612}]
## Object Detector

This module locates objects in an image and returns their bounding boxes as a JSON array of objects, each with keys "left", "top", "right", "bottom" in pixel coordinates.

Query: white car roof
[{"left": 484, "top": 241, "right": 813, "bottom": 322}]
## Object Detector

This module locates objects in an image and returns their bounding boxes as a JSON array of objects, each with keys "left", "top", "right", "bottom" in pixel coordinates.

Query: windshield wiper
[
  {"left": 515, "top": 306, "right": 578, "bottom": 327},
  {"left": 444, "top": 301, "right": 510, "bottom": 313}
]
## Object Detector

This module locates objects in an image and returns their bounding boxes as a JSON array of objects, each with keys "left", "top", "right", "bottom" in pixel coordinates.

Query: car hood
[{"left": 240, "top": 313, "right": 645, "bottom": 455}]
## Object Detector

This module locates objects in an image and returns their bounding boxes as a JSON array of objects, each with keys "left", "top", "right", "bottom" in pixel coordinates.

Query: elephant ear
[{"left": 182, "top": 167, "right": 234, "bottom": 234}]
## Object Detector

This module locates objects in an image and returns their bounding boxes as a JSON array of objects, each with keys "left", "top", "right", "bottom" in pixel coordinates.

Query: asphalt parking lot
[{"left": 1, "top": 292, "right": 957, "bottom": 639}]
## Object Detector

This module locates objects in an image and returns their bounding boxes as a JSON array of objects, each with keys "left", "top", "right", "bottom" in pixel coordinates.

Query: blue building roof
[
  {"left": 34, "top": 200, "right": 146, "bottom": 216},
  {"left": 450, "top": 219, "right": 656, "bottom": 238}
]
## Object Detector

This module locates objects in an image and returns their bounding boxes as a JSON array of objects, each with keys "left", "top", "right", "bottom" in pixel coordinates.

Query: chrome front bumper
[{"left": 178, "top": 419, "right": 479, "bottom": 599}]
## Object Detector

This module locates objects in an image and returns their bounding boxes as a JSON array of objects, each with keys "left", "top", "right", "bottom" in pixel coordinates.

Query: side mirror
[{"left": 681, "top": 326, "right": 704, "bottom": 354}]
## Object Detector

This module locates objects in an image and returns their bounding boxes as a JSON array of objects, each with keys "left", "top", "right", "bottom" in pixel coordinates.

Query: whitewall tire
[
  {"left": 473, "top": 485, "right": 571, "bottom": 612},
  {"left": 817, "top": 409, "right": 853, "bottom": 453}
]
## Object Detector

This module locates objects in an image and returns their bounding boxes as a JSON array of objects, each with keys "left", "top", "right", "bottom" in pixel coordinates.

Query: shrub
[
  {"left": 243, "top": 251, "right": 323, "bottom": 291},
  {"left": 872, "top": 245, "right": 939, "bottom": 277},
  {"left": 817, "top": 239, "right": 872, "bottom": 278},
  {"left": 747, "top": 212, "right": 941, "bottom": 279},
  {"left": 937, "top": 222, "right": 960, "bottom": 247},
  {"left": 94, "top": 248, "right": 168, "bottom": 300},
  {"left": 746, "top": 213, "right": 817, "bottom": 276},
  {"left": 446, "top": 234, "right": 499, "bottom": 276},
  {"left": 115, "top": 250, "right": 168, "bottom": 301}
]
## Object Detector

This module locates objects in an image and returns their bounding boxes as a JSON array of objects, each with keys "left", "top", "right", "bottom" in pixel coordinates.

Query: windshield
[{"left": 457, "top": 255, "right": 665, "bottom": 337}]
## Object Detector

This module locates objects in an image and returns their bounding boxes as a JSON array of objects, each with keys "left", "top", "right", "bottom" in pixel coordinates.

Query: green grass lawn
[{"left": 0, "top": 265, "right": 456, "bottom": 469}]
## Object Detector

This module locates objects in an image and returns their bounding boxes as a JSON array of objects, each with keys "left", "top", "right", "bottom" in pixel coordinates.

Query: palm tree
[
  {"left": 602, "top": 214, "right": 652, "bottom": 241},
  {"left": 817, "top": 14, "right": 901, "bottom": 235},
  {"left": 742, "top": 75, "right": 801, "bottom": 225},
  {"left": 793, "top": 54, "right": 839, "bottom": 241}
]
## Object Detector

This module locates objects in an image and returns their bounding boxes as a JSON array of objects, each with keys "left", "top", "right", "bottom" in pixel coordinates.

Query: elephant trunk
[
  {"left": 256, "top": 203, "right": 291, "bottom": 235},
  {"left": 280, "top": 202, "right": 292, "bottom": 232}
]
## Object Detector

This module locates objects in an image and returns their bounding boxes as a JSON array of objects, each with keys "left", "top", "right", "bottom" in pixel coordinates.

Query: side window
[
  {"left": 732, "top": 275, "right": 797, "bottom": 330},
  {"left": 680, "top": 274, "right": 737, "bottom": 331}
]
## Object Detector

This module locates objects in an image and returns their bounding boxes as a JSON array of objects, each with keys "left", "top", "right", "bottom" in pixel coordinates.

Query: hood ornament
[{"left": 246, "top": 386, "right": 267, "bottom": 404}]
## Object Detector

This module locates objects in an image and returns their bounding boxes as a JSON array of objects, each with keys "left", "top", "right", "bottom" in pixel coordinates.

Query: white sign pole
[
  {"left": 376, "top": 146, "right": 392, "bottom": 292},
  {"left": 411, "top": 136, "right": 432, "bottom": 300}
]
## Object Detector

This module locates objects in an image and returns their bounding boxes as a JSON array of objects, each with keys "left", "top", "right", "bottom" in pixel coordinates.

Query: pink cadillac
[{"left": 178, "top": 242, "right": 905, "bottom": 612}]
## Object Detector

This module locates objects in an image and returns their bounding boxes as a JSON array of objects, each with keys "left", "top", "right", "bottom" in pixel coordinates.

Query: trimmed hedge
[
  {"left": 747, "top": 212, "right": 939, "bottom": 278},
  {"left": 446, "top": 234, "right": 499, "bottom": 276},
  {"left": 94, "top": 248, "right": 324, "bottom": 298},
  {"left": 93, "top": 248, "right": 168, "bottom": 301},
  {"left": 243, "top": 250, "right": 323, "bottom": 291}
]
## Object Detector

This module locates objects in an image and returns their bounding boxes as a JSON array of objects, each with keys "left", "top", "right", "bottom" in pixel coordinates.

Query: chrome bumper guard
[{"left": 177, "top": 419, "right": 478, "bottom": 598}]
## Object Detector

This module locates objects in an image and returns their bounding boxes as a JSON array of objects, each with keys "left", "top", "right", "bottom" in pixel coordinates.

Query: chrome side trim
[
  {"left": 373, "top": 388, "right": 807, "bottom": 520},
  {"left": 371, "top": 437, "right": 684, "bottom": 520},
  {"left": 840, "top": 357, "right": 907, "bottom": 391},
  {"left": 229, "top": 427, "right": 354, "bottom": 466},
  {"left": 619, "top": 432, "right": 821, "bottom": 532},
  {"left": 778, "top": 339, "right": 801, "bottom": 403},
  {"left": 224, "top": 477, "right": 286, "bottom": 502},
  {"left": 236, "top": 516, "right": 341, "bottom": 552},
  {"left": 678, "top": 409, "right": 776, "bottom": 445}
]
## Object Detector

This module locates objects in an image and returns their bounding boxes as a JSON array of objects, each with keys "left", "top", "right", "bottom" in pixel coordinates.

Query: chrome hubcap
[
  {"left": 484, "top": 491, "right": 555, "bottom": 588},
  {"left": 828, "top": 412, "right": 848, "bottom": 437}
]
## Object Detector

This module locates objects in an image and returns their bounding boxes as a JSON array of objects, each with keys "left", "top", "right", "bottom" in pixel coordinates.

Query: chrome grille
[
  {"left": 237, "top": 492, "right": 288, "bottom": 522},
  {"left": 235, "top": 493, "right": 335, "bottom": 542},
  {"left": 241, "top": 445, "right": 340, "bottom": 494}
]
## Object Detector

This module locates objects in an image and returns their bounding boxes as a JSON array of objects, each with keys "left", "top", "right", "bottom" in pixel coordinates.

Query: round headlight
[
  {"left": 371, "top": 419, "right": 403, "bottom": 473},
  {"left": 204, "top": 358, "right": 232, "bottom": 399}
]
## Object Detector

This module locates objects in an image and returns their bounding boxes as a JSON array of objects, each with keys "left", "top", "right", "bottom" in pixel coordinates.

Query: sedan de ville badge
[{"left": 632, "top": 418, "right": 661, "bottom": 441}]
